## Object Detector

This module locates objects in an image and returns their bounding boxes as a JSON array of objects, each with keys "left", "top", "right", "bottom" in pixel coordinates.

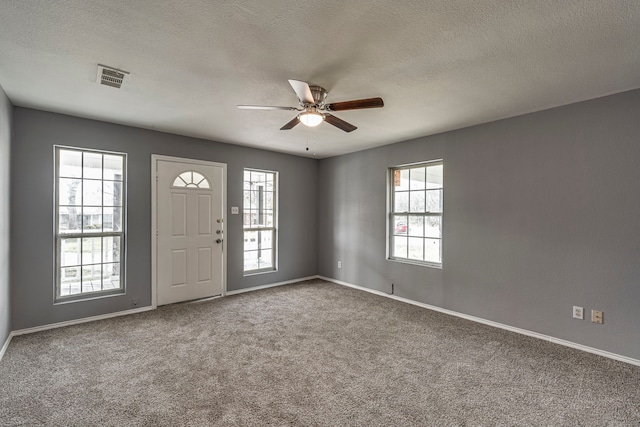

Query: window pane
[
  {"left": 59, "top": 150, "right": 82, "bottom": 178},
  {"left": 394, "top": 192, "right": 409, "bottom": 212},
  {"left": 83, "top": 207, "right": 102, "bottom": 231},
  {"left": 60, "top": 238, "right": 81, "bottom": 267},
  {"left": 425, "top": 238, "right": 441, "bottom": 263},
  {"left": 103, "top": 207, "right": 122, "bottom": 232},
  {"left": 103, "top": 181, "right": 123, "bottom": 206},
  {"left": 58, "top": 207, "right": 82, "bottom": 234},
  {"left": 409, "top": 191, "right": 425, "bottom": 212},
  {"left": 82, "top": 237, "right": 102, "bottom": 265},
  {"left": 258, "top": 249, "right": 273, "bottom": 269},
  {"left": 198, "top": 178, "right": 210, "bottom": 189},
  {"left": 408, "top": 216, "right": 424, "bottom": 237},
  {"left": 59, "top": 178, "right": 82, "bottom": 206},
  {"left": 103, "top": 155, "right": 123, "bottom": 181},
  {"left": 425, "top": 189, "right": 443, "bottom": 213},
  {"left": 260, "top": 230, "right": 273, "bottom": 250},
  {"left": 244, "top": 250, "right": 259, "bottom": 272},
  {"left": 244, "top": 209, "right": 258, "bottom": 227},
  {"left": 83, "top": 180, "right": 102, "bottom": 206},
  {"left": 425, "top": 216, "right": 441, "bottom": 238},
  {"left": 265, "top": 191, "right": 274, "bottom": 210},
  {"left": 251, "top": 171, "right": 266, "bottom": 184},
  {"left": 409, "top": 167, "right": 426, "bottom": 190},
  {"left": 427, "top": 164, "right": 443, "bottom": 189},
  {"left": 60, "top": 266, "right": 81, "bottom": 295},
  {"left": 102, "top": 236, "right": 121, "bottom": 264},
  {"left": 393, "top": 235, "right": 408, "bottom": 258},
  {"left": 244, "top": 231, "right": 258, "bottom": 251},
  {"left": 394, "top": 215, "right": 407, "bottom": 235},
  {"left": 394, "top": 169, "right": 410, "bottom": 191},
  {"left": 264, "top": 213, "right": 274, "bottom": 228},
  {"left": 82, "top": 264, "right": 102, "bottom": 291},
  {"left": 102, "top": 263, "right": 120, "bottom": 289},
  {"left": 83, "top": 152, "right": 102, "bottom": 179},
  {"left": 408, "top": 237, "right": 424, "bottom": 261}
]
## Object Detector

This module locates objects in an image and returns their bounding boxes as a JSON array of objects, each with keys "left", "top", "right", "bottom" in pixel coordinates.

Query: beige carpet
[{"left": 1, "top": 279, "right": 639, "bottom": 426}]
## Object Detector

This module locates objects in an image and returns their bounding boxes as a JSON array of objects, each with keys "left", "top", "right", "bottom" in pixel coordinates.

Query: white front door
[{"left": 156, "top": 159, "right": 225, "bottom": 305}]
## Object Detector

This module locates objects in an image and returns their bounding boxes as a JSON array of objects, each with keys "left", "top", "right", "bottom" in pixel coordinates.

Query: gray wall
[
  {"left": 0, "top": 84, "right": 11, "bottom": 345},
  {"left": 11, "top": 108, "right": 317, "bottom": 330},
  {"left": 318, "top": 89, "right": 640, "bottom": 361}
]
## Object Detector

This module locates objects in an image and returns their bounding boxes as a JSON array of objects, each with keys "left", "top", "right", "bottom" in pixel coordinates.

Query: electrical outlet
[
  {"left": 573, "top": 306, "right": 584, "bottom": 319},
  {"left": 231, "top": 206, "right": 239, "bottom": 214},
  {"left": 132, "top": 298, "right": 139, "bottom": 307},
  {"left": 591, "top": 310, "right": 603, "bottom": 324},
  {"left": 337, "top": 261, "right": 342, "bottom": 268}
]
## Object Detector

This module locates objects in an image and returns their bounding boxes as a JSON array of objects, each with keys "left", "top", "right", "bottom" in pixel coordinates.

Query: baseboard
[
  {"left": 319, "top": 276, "right": 640, "bottom": 367},
  {"left": 11, "top": 306, "right": 155, "bottom": 337},
  {"left": 0, "top": 331, "right": 13, "bottom": 362},
  {"left": 226, "top": 275, "right": 320, "bottom": 296}
]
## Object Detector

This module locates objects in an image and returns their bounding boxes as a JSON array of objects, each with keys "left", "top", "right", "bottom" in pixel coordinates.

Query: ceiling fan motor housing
[{"left": 308, "top": 85, "right": 328, "bottom": 106}]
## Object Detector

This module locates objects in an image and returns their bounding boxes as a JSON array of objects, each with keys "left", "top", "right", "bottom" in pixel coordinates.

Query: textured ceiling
[{"left": 1, "top": 1, "right": 639, "bottom": 158}]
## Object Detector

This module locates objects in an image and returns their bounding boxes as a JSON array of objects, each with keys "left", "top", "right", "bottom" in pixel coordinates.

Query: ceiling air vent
[{"left": 97, "top": 64, "right": 129, "bottom": 89}]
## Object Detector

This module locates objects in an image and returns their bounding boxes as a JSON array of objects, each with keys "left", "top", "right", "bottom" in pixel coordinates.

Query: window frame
[
  {"left": 242, "top": 168, "right": 278, "bottom": 275},
  {"left": 54, "top": 146, "right": 127, "bottom": 302},
  {"left": 388, "top": 160, "right": 443, "bottom": 268}
]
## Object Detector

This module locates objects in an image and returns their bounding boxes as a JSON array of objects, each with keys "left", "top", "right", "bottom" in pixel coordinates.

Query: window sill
[
  {"left": 243, "top": 268, "right": 278, "bottom": 277},
  {"left": 387, "top": 257, "right": 442, "bottom": 269},
  {"left": 54, "top": 289, "right": 125, "bottom": 305}
]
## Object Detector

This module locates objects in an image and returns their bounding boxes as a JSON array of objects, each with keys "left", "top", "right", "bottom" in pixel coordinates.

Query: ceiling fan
[{"left": 237, "top": 79, "right": 384, "bottom": 132}]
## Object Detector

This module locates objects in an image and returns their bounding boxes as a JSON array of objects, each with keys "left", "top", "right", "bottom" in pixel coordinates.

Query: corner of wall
[{"left": 0, "top": 82, "right": 12, "bottom": 349}]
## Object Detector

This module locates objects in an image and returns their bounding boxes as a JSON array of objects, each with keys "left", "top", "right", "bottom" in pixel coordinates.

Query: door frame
[{"left": 151, "top": 154, "right": 227, "bottom": 308}]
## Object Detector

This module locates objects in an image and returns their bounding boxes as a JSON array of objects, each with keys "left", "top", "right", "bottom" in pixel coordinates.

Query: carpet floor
[{"left": 1, "top": 279, "right": 639, "bottom": 426}]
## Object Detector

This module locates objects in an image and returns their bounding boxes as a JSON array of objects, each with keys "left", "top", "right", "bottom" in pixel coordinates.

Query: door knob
[
  {"left": 216, "top": 230, "right": 222, "bottom": 234},
  {"left": 216, "top": 239, "right": 223, "bottom": 244}
]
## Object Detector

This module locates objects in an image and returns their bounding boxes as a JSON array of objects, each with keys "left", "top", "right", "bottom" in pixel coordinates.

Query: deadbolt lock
[{"left": 216, "top": 239, "right": 223, "bottom": 244}]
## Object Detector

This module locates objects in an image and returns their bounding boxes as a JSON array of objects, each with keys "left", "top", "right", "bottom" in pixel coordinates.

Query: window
[
  {"left": 55, "top": 147, "right": 126, "bottom": 299},
  {"left": 389, "top": 161, "right": 443, "bottom": 266},
  {"left": 243, "top": 169, "right": 277, "bottom": 273},
  {"left": 172, "top": 171, "right": 210, "bottom": 189}
]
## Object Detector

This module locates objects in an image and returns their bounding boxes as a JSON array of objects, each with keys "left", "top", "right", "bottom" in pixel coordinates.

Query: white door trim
[{"left": 151, "top": 154, "right": 227, "bottom": 308}]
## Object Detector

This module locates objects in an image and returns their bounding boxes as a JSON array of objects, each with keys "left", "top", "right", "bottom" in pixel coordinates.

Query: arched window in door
[{"left": 172, "top": 171, "right": 211, "bottom": 189}]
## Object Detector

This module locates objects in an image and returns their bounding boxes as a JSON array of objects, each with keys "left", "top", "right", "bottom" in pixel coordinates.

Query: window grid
[
  {"left": 389, "top": 161, "right": 443, "bottom": 266},
  {"left": 55, "top": 147, "right": 126, "bottom": 299},
  {"left": 243, "top": 169, "right": 277, "bottom": 273}
]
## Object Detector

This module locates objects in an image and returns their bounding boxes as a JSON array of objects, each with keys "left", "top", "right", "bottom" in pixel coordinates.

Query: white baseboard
[
  {"left": 319, "top": 276, "right": 640, "bottom": 367},
  {"left": 226, "top": 275, "right": 320, "bottom": 296},
  {"left": 11, "top": 306, "right": 155, "bottom": 338},
  {"left": 0, "top": 331, "right": 13, "bottom": 362}
]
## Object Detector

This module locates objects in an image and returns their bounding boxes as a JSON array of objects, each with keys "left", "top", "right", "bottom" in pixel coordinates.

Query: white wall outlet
[
  {"left": 337, "top": 261, "right": 342, "bottom": 268},
  {"left": 591, "top": 309, "right": 604, "bottom": 324},
  {"left": 231, "top": 206, "right": 239, "bottom": 214},
  {"left": 573, "top": 306, "right": 584, "bottom": 319}
]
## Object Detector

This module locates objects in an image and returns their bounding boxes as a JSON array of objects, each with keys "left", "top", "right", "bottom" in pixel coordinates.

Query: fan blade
[
  {"left": 324, "top": 114, "right": 357, "bottom": 132},
  {"left": 237, "top": 105, "right": 297, "bottom": 110},
  {"left": 288, "top": 80, "right": 315, "bottom": 104},
  {"left": 326, "top": 97, "right": 384, "bottom": 111},
  {"left": 280, "top": 116, "right": 300, "bottom": 130}
]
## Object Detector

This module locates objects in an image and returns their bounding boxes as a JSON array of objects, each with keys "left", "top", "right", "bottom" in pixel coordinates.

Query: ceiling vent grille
[{"left": 97, "top": 64, "right": 129, "bottom": 88}]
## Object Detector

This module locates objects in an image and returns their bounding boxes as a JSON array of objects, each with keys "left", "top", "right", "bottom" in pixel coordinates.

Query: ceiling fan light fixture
[{"left": 299, "top": 111, "right": 324, "bottom": 127}]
